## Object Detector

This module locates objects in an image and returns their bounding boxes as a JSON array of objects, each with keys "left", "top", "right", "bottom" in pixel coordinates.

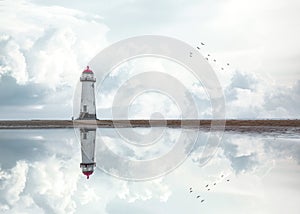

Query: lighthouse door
[{"left": 83, "top": 105, "right": 87, "bottom": 112}]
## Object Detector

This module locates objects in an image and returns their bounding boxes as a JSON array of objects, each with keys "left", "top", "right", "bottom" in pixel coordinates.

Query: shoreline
[{"left": 0, "top": 120, "right": 299, "bottom": 133}]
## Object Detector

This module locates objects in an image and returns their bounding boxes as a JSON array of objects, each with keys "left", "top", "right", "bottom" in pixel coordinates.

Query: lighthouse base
[{"left": 78, "top": 113, "right": 97, "bottom": 120}]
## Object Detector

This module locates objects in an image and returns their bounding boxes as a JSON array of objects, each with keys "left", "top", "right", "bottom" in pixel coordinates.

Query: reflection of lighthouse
[
  {"left": 80, "top": 128, "right": 96, "bottom": 179},
  {"left": 79, "top": 66, "right": 96, "bottom": 120}
]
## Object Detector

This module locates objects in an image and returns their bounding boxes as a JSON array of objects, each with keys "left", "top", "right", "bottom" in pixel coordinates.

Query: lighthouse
[
  {"left": 79, "top": 66, "right": 97, "bottom": 120},
  {"left": 80, "top": 128, "right": 96, "bottom": 179}
]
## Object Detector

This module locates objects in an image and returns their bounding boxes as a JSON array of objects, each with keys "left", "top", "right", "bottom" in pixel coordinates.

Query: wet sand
[{"left": 0, "top": 120, "right": 299, "bottom": 133}]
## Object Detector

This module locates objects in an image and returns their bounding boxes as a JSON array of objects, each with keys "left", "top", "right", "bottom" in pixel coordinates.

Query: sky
[{"left": 0, "top": 0, "right": 299, "bottom": 119}]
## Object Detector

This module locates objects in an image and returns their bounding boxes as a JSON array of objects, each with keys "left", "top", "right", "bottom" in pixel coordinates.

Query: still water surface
[{"left": 0, "top": 128, "right": 299, "bottom": 214}]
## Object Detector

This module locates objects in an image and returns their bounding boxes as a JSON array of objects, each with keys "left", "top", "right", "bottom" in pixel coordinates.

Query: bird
[
  {"left": 227, "top": 179, "right": 230, "bottom": 182},
  {"left": 208, "top": 54, "right": 210, "bottom": 56},
  {"left": 214, "top": 183, "right": 216, "bottom": 186},
  {"left": 201, "top": 42, "right": 205, "bottom": 45},
  {"left": 190, "top": 52, "right": 193, "bottom": 57},
  {"left": 227, "top": 63, "right": 230, "bottom": 66},
  {"left": 213, "top": 59, "right": 216, "bottom": 62},
  {"left": 190, "top": 190, "right": 193, "bottom": 193},
  {"left": 197, "top": 46, "right": 200, "bottom": 50},
  {"left": 221, "top": 67, "right": 224, "bottom": 70},
  {"left": 197, "top": 195, "right": 200, "bottom": 198},
  {"left": 221, "top": 175, "right": 224, "bottom": 177},
  {"left": 207, "top": 188, "right": 210, "bottom": 191},
  {"left": 205, "top": 57, "right": 208, "bottom": 60},
  {"left": 201, "top": 199, "right": 205, "bottom": 203},
  {"left": 205, "top": 184, "right": 209, "bottom": 187}
]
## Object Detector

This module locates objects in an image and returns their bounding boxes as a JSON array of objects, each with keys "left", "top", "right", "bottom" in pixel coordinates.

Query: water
[{"left": 0, "top": 128, "right": 299, "bottom": 214}]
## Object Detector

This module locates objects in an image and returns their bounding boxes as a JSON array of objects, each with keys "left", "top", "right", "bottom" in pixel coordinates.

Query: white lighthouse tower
[
  {"left": 79, "top": 66, "right": 96, "bottom": 120},
  {"left": 80, "top": 128, "right": 96, "bottom": 179}
]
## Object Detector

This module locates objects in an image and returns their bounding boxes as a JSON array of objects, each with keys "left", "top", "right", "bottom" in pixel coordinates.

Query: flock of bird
[
  {"left": 186, "top": 41, "right": 232, "bottom": 205},
  {"left": 189, "top": 174, "right": 230, "bottom": 203},
  {"left": 189, "top": 42, "right": 231, "bottom": 71}
]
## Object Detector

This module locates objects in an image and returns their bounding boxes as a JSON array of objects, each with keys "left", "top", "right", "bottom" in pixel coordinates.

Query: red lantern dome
[
  {"left": 83, "top": 66, "right": 93, "bottom": 73},
  {"left": 83, "top": 171, "right": 94, "bottom": 179}
]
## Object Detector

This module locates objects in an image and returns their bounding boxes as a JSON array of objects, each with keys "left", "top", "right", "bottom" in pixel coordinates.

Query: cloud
[
  {"left": 224, "top": 70, "right": 300, "bottom": 118},
  {"left": 0, "top": 75, "right": 48, "bottom": 106},
  {"left": 263, "top": 80, "right": 300, "bottom": 117},
  {"left": 1, "top": 0, "right": 299, "bottom": 120},
  {"left": 0, "top": 0, "right": 109, "bottom": 118},
  {"left": 0, "top": 35, "right": 27, "bottom": 84},
  {"left": 0, "top": 0, "right": 108, "bottom": 88}
]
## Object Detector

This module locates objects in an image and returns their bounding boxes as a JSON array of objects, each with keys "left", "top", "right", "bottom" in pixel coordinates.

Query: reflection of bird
[
  {"left": 201, "top": 199, "right": 205, "bottom": 203},
  {"left": 197, "top": 46, "right": 200, "bottom": 50},
  {"left": 197, "top": 195, "right": 200, "bottom": 198},
  {"left": 201, "top": 42, "right": 205, "bottom": 45}
]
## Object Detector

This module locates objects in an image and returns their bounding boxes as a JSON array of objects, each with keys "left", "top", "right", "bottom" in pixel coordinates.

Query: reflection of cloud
[
  {"left": 118, "top": 179, "right": 171, "bottom": 203},
  {"left": 264, "top": 138, "right": 300, "bottom": 164},
  {"left": 228, "top": 153, "right": 257, "bottom": 174},
  {"left": 0, "top": 157, "right": 80, "bottom": 213},
  {"left": 0, "top": 129, "right": 174, "bottom": 213},
  {"left": 79, "top": 184, "right": 101, "bottom": 205},
  {"left": 0, "top": 129, "right": 300, "bottom": 213},
  {"left": 0, "top": 161, "right": 28, "bottom": 205},
  {"left": 191, "top": 132, "right": 300, "bottom": 177}
]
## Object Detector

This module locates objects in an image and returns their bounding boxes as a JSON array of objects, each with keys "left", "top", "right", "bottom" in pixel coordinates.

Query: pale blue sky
[{"left": 0, "top": 0, "right": 300, "bottom": 119}]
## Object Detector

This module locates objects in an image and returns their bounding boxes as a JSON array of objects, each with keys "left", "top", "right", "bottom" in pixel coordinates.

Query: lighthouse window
[
  {"left": 83, "top": 105, "right": 87, "bottom": 112},
  {"left": 83, "top": 133, "right": 87, "bottom": 139}
]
